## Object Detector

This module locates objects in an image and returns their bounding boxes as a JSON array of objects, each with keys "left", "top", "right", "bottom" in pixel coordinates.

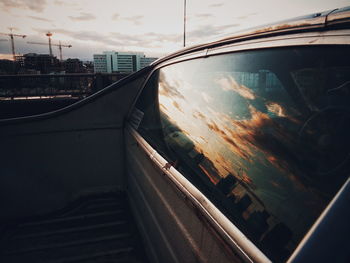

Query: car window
[{"left": 134, "top": 46, "right": 350, "bottom": 262}]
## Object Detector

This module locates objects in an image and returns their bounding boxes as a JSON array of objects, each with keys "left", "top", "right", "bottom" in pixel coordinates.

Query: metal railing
[{"left": 0, "top": 73, "right": 130, "bottom": 99}]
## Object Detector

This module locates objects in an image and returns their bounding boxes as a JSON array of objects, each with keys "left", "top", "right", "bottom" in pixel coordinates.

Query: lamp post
[{"left": 183, "top": 0, "right": 186, "bottom": 47}]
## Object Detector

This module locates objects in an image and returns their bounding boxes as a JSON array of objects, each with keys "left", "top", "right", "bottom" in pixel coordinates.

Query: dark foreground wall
[
  {"left": 0, "top": 70, "right": 149, "bottom": 221},
  {"left": 0, "top": 98, "right": 80, "bottom": 119}
]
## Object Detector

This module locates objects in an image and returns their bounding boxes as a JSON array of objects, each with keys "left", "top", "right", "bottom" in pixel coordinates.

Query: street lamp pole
[{"left": 183, "top": 0, "right": 186, "bottom": 47}]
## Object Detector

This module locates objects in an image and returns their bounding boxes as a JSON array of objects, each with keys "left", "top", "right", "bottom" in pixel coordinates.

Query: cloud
[
  {"left": 199, "top": 162, "right": 220, "bottom": 184},
  {"left": 27, "top": 15, "right": 52, "bottom": 22},
  {"left": 159, "top": 71, "right": 185, "bottom": 100},
  {"left": 266, "top": 102, "right": 286, "bottom": 117},
  {"left": 111, "top": 13, "right": 120, "bottom": 21},
  {"left": 123, "top": 15, "right": 144, "bottom": 25},
  {"left": 144, "top": 32, "right": 181, "bottom": 43},
  {"left": 7, "top": 26, "right": 20, "bottom": 31},
  {"left": 0, "top": 0, "right": 46, "bottom": 12},
  {"left": 53, "top": 0, "right": 79, "bottom": 8},
  {"left": 209, "top": 3, "right": 224, "bottom": 8},
  {"left": 53, "top": 0, "right": 64, "bottom": 5},
  {"left": 109, "top": 32, "right": 144, "bottom": 43},
  {"left": 235, "top": 13, "right": 258, "bottom": 20},
  {"left": 216, "top": 75, "right": 256, "bottom": 100},
  {"left": 193, "top": 110, "right": 207, "bottom": 121},
  {"left": 33, "top": 28, "right": 113, "bottom": 45},
  {"left": 108, "top": 15, "right": 144, "bottom": 25},
  {"left": 191, "top": 105, "right": 308, "bottom": 193},
  {"left": 68, "top": 12, "right": 96, "bottom": 21},
  {"left": 204, "top": 118, "right": 253, "bottom": 161},
  {"left": 0, "top": 53, "right": 13, "bottom": 60},
  {"left": 33, "top": 27, "right": 179, "bottom": 51},
  {"left": 172, "top": 101, "right": 184, "bottom": 113},
  {"left": 201, "top": 92, "right": 212, "bottom": 103},
  {"left": 195, "top": 13, "right": 213, "bottom": 19},
  {"left": 188, "top": 24, "right": 240, "bottom": 42}
]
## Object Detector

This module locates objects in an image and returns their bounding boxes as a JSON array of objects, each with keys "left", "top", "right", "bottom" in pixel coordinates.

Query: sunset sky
[{"left": 0, "top": 0, "right": 349, "bottom": 60}]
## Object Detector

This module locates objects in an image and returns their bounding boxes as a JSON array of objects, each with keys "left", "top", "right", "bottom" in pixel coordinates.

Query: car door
[{"left": 126, "top": 31, "right": 350, "bottom": 263}]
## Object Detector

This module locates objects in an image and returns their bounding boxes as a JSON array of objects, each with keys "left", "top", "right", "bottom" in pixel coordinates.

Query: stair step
[
  {"left": 13, "top": 221, "right": 127, "bottom": 240},
  {"left": 0, "top": 193, "right": 149, "bottom": 263},
  {"left": 20, "top": 210, "right": 125, "bottom": 227},
  {"left": 4, "top": 233, "right": 132, "bottom": 255},
  {"left": 47, "top": 247, "right": 134, "bottom": 263}
]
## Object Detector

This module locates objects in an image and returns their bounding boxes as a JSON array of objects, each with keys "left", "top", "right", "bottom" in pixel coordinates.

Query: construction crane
[
  {"left": 46, "top": 32, "right": 53, "bottom": 56},
  {"left": 27, "top": 40, "right": 72, "bottom": 61},
  {"left": 0, "top": 28, "right": 26, "bottom": 61}
]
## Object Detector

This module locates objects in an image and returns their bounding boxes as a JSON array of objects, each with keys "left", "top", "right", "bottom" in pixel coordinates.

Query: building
[
  {"left": 0, "top": 59, "right": 16, "bottom": 75},
  {"left": 83, "top": 61, "right": 94, "bottom": 73},
  {"left": 93, "top": 54, "right": 107, "bottom": 73},
  {"left": 63, "top": 58, "right": 84, "bottom": 73},
  {"left": 15, "top": 53, "right": 60, "bottom": 74},
  {"left": 93, "top": 51, "right": 158, "bottom": 73},
  {"left": 140, "top": 57, "right": 158, "bottom": 69},
  {"left": 216, "top": 173, "right": 238, "bottom": 195}
]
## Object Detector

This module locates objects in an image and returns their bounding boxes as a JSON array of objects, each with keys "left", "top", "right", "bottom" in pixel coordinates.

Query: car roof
[{"left": 154, "top": 6, "right": 350, "bottom": 66}]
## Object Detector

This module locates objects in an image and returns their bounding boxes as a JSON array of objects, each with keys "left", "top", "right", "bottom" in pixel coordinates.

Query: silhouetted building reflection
[
  {"left": 246, "top": 210, "right": 270, "bottom": 240},
  {"left": 260, "top": 222, "right": 293, "bottom": 262},
  {"left": 217, "top": 173, "right": 237, "bottom": 195},
  {"left": 236, "top": 194, "right": 253, "bottom": 213}
]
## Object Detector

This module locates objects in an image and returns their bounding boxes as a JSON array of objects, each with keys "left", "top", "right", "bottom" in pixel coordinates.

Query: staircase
[{"left": 0, "top": 193, "right": 149, "bottom": 263}]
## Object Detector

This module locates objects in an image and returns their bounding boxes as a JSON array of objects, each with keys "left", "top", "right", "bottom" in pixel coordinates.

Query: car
[{"left": 0, "top": 6, "right": 349, "bottom": 263}]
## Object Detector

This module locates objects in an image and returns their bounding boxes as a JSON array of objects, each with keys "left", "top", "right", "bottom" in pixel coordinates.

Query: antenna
[{"left": 183, "top": 0, "right": 187, "bottom": 47}]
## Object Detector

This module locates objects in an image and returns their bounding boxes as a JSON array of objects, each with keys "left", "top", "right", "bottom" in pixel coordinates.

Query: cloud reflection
[
  {"left": 159, "top": 72, "right": 185, "bottom": 100},
  {"left": 216, "top": 75, "right": 256, "bottom": 100},
  {"left": 158, "top": 66, "right": 312, "bottom": 195}
]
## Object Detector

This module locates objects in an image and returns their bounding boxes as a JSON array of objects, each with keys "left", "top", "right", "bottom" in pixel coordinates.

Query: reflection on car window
[{"left": 135, "top": 46, "right": 350, "bottom": 262}]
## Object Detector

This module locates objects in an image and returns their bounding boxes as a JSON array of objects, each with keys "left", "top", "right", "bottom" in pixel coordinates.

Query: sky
[{"left": 0, "top": 0, "right": 349, "bottom": 60}]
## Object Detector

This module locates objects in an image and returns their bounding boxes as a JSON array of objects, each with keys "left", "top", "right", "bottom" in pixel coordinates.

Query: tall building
[
  {"left": 140, "top": 57, "right": 158, "bottom": 69},
  {"left": 93, "top": 51, "right": 158, "bottom": 73},
  {"left": 93, "top": 54, "right": 107, "bottom": 73}
]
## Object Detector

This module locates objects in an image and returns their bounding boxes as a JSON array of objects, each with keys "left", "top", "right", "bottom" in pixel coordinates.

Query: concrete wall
[{"left": 0, "top": 71, "right": 148, "bottom": 221}]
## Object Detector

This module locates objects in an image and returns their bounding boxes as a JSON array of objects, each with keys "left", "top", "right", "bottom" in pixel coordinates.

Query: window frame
[{"left": 127, "top": 30, "right": 350, "bottom": 263}]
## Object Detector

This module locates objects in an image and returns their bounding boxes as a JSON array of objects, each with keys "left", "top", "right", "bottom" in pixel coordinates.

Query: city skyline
[{"left": 0, "top": 0, "right": 349, "bottom": 60}]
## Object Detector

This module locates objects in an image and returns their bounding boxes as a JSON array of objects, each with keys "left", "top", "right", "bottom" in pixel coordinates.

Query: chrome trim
[
  {"left": 127, "top": 126, "right": 272, "bottom": 263},
  {"left": 327, "top": 6, "right": 350, "bottom": 25},
  {"left": 208, "top": 30, "right": 350, "bottom": 56},
  {"left": 153, "top": 30, "right": 350, "bottom": 69},
  {"left": 155, "top": 49, "right": 207, "bottom": 70}
]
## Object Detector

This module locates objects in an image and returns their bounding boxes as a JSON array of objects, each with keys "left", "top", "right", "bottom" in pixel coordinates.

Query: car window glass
[{"left": 135, "top": 46, "right": 350, "bottom": 262}]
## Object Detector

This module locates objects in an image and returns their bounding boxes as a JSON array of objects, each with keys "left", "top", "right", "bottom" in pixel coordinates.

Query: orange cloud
[
  {"left": 160, "top": 103, "right": 168, "bottom": 111},
  {"left": 199, "top": 164, "right": 220, "bottom": 184},
  {"left": 172, "top": 100, "right": 183, "bottom": 113},
  {"left": 266, "top": 102, "right": 286, "bottom": 117},
  {"left": 216, "top": 75, "right": 256, "bottom": 100},
  {"left": 192, "top": 110, "right": 207, "bottom": 121}
]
